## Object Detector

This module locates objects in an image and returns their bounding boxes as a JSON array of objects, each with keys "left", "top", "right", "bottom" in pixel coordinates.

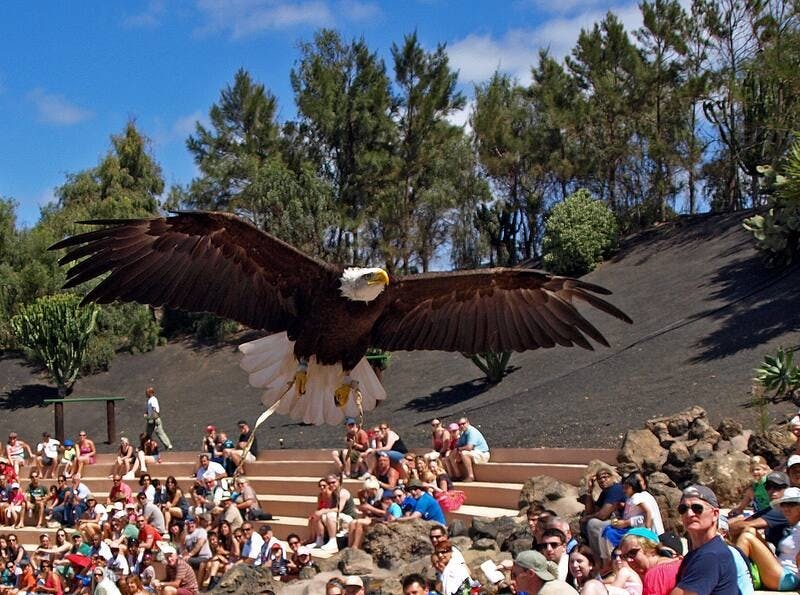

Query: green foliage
[
  {"left": 10, "top": 294, "right": 98, "bottom": 395},
  {"left": 754, "top": 348, "right": 800, "bottom": 398},
  {"left": 743, "top": 138, "right": 800, "bottom": 264},
  {"left": 463, "top": 352, "right": 512, "bottom": 384},
  {"left": 542, "top": 189, "right": 618, "bottom": 276},
  {"left": 191, "top": 314, "right": 239, "bottom": 343}
]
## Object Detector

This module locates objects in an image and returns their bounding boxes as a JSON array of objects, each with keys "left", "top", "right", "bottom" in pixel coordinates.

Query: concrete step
[{"left": 473, "top": 462, "right": 587, "bottom": 484}]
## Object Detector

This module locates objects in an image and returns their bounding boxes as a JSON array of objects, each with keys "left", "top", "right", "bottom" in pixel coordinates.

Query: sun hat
[
  {"left": 515, "top": 550, "right": 556, "bottom": 581},
  {"left": 681, "top": 484, "right": 719, "bottom": 508},
  {"left": 344, "top": 575, "right": 364, "bottom": 587},
  {"left": 773, "top": 487, "right": 800, "bottom": 507},
  {"left": 788, "top": 455, "right": 800, "bottom": 469}
]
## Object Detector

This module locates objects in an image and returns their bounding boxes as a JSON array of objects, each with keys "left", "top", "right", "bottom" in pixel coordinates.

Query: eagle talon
[
  {"left": 333, "top": 378, "right": 358, "bottom": 408},
  {"left": 295, "top": 361, "right": 308, "bottom": 396}
]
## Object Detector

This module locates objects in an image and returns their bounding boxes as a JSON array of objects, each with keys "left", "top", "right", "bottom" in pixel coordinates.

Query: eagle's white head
[{"left": 339, "top": 267, "right": 390, "bottom": 303}]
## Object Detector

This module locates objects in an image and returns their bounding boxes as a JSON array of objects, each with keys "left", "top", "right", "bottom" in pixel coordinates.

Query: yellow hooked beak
[{"left": 366, "top": 269, "right": 390, "bottom": 286}]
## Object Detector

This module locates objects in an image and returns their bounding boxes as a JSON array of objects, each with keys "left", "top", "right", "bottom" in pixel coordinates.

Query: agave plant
[{"left": 754, "top": 348, "right": 800, "bottom": 399}]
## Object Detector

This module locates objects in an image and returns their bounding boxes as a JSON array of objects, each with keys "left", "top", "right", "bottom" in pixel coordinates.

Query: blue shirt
[
  {"left": 597, "top": 483, "right": 625, "bottom": 510},
  {"left": 385, "top": 502, "right": 402, "bottom": 520},
  {"left": 412, "top": 491, "right": 446, "bottom": 525},
  {"left": 676, "top": 536, "right": 741, "bottom": 595},
  {"left": 457, "top": 426, "right": 489, "bottom": 453}
]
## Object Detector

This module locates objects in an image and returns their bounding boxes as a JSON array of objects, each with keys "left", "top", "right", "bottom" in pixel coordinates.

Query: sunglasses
[
  {"left": 766, "top": 483, "right": 787, "bottom": 490},
  {"left": 612, "top": 553, "right": 622, "bottom": 560},
  {"left": 623, "top": 549, "right": 640, "bottom": 561},
  {"left": 535, "top": 541, "right": 562, "bottom": 551},
  {"left": 677, "top": 502, "right": 708, "bottom": 515}
]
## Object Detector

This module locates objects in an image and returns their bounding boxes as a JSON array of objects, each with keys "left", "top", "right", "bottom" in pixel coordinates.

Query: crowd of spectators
[{"left": 8, "top": 404, "right": 800, "bottom": 595}]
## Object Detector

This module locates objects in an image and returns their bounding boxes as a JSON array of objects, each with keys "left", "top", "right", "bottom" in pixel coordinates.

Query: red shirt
[
  {"left": 109, "top": 482, "right": 134, "bottom": 504},
  {"left": 138, "top": 524, "right": 163, "bottom": 548}
]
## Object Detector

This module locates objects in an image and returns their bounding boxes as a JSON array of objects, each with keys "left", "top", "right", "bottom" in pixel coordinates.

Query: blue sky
[{"left": 1, "top": 0, "right": 646, "bottom": 228}]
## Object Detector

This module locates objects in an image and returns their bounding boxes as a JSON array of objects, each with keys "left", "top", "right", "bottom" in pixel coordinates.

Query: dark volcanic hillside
[{"left": 2, "top": 211, "right": 799, "bottom": 451}]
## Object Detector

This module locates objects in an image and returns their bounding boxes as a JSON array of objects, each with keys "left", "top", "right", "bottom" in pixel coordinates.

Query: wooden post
[
  {"left": 54, "top": 401, "right": 64, "bottom": 444},
  {"left": 106, "top": 399, "right": 116, "bottom": 444}
]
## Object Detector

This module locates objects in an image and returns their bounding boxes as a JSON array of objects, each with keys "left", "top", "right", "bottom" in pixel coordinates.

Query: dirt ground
[{"left": 1, "top": 211, "right": 798, "bottom": 452}]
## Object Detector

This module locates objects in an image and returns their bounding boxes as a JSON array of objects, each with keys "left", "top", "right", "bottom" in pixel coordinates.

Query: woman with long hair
[
  {"left": 569, "top": 545, "right": 609, "bottom": 595},
  {"left": 112, "top": 437, "right": 135, "bottom": 479},
  {"left": 162, "top": 476, "right": 189, "bottom": 528},
  {"left": 74, "top": 430, "right": 96, "bottom": 477}
]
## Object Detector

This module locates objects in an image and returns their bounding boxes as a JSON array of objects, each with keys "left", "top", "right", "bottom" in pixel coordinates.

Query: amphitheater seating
[{"left": 8, "top": 447, "right": 617, "bottom": 548}]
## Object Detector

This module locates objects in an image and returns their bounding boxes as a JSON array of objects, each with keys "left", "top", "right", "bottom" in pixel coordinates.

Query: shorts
[
  {"left": 385, "top": 450, "right": 405, "bottom": 463},
  {"left": 235, "top": 449, "right": 256, "bottom": 463},
  {"left": 778, "top": 568, "right": 800, "bottom": 590},
  {"left": 176, "top": 589, "right": 195, "bottom": 595},
  {"left": 462, "top": 450, "right": 490, "bottom": 464},
  {"left": 187, "top": 555, "right": 211, "bottom": 568},
  {"left": 41, "top": 455, "right": 55, "bottom": 466}
]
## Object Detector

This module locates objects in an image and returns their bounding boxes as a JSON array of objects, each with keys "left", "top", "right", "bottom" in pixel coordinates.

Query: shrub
[{"left": 542, "top": 189, "right": 618, "bottom": 276}]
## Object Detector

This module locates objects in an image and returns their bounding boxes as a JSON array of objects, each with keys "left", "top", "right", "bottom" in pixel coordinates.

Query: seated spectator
[
  {"left": 312, "top": 474, "right": 357, "bottom": 552},
  {"left": 581, "top": 467, "right": 625, "bottom": 568},
  {"left": 619, "top": 530, "right": 681, "bottom": 595},
  {"left": 735, "top": 485, "right": 800, "bottom": 591},
  {"left": 26, "top": 470, "right": 48, "bottom": 528},
  {"left": 428, "top": 419, "right": 451, "bottom": 460},
  {"left": 77, "top": 495, "right": 108, "bottom": 539},
  {"left": 285, "top": 533, "right": 303, "bottom": 575},
  {"left": 111, "top": 436, "right": 136, "bottom": 479},
  {"left": 137, "top": 491, "right": 166, "bottom": 534},
  {"left": 59, "top": 439, "right": 77, "bottom": 477},
  {"left": 402, "top": 573, "right": 431, "bottom": 595},
  {"left": 162, "top": 475, "right": 190, "bottom": 529},
  {"left": 217, "top": 491, "right": 243, "bottom": 531},
  {"left": 35, "top": 431, "right": 60, "bottom": 478},
  {"left": 136, "top": 513, "right": 163, "bottom": 552},
  {"left": 791, "top": 416, "right": 800, "bottom": 455},
  {"left": 729, "top": 470, "right": 791, "bottom": 547},
  {"left": 601, "top": 474, "right": 665, "bottom": 558},
  {"left": 202, "top": 425, "right": 218, "bottom": 455},
  {"left": 232, "top": 476, "right": 271, "bottom": 521},
  {"left": 152, "top": 545, "right": 199, "bottom": 595},
  {"left": 107, "top": 543, "right": 130, "bottom": 580},
  {"left": 5, "top": 483, "right": 24, "bottom": 528},
  {"left": 107, "top": 475, "right": 134, "bottom": 508},
  {"left": 332, "top": 418, "right": 369, "bottom": 479},
  {"left": 606, "top": 547, "right": 642, "bottom": 595},
  {"left": 513, "top": 549, "right": 578, "bottom": 595},
  {"left": 366, "top": 422, "right": 409, "bottom": 469},
  {"left": 537, "top": 527, "right": 569, "bottom": 581},
  {"left": 225, "top": 420, "right": 257, "bottom": 468},
  {"left": 129, "top": 432, "right": 160, "bottom": 478},
  {"left": 730, "top": 455, "right": 772, "bottom": 517},
  {"left": 397, "top": 479, "right": 446, "bottom": 525},
  {"left": 428, "top": 457, "right": 453, "bottom": 493},
  {"left": 4, "top": 432, "right": 33, "bottom": 476},
  {"left": 74, "top": 430, "right": 96, "bottom": 477},
  {"left": 307, "top": 479, "right": 333, "bottom": 546},
  {"left": 447, "top": 417, "right": 489, "bottom": 482},
  {"left": 568, "top": 544, "right": 612, "bottom": 595},
  {"left": 237, "top": 522, "right": 264, "bottom": 566},
  {"left": 202, "top": 526, "right": 236, "bottom": 590},
  {"left": 194, "top": 454, "right": 226, "bottom": 488},
  {"left": 348, "top": 484, "right": 397, "bottom": 549},
  {"left": 370, "top": 452, "right": 400, "bottom": 490},
  {"left": 433, "top": 538, "right": 472, "bottom": 595},
  {"left": 183, "top": 516, "right": 212, "bottom": 572}
]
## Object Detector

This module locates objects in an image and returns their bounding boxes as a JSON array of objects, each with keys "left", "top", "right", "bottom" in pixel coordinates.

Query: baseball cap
[
  {"left": 788, "top": 455, "right": 800, "bottom": 469},
  {"left": 376, "top": 451, "right": 389, "bottom": 458},
  {"left": 381, "top": 489, "right": 394, "bottom": 500},
  {"left": 10, "top": 482, "right": 19, "bottom": 489},
  {"left": 766, "top": 471, "right": 791, "bottom": 488},
  {"left": 448, "top": 422, "right": 459, "bottom": 431},
  {"left": 297, "top": 545, "right": 312, "bottom": 556},
  {"left": 515, "top": 550, "right": 556, "bottom": 581},
  {"left": 790, "top": 415, "right": 800, "bottom": 427},
  {"left": 681, "top": 484, "right": 719, "bottom": 508},
  {"left": 344, "top": 575, "right": 364, "bottom": 587},
  {"left": 774, "top": 487, "right": 800, "bottom": 507},
  {"left": 158, "top": 543, "right": 177, "bottom": 555},
  {"left": 406, "top": 479, "right": 424, "bottom": 490},
  {"left": 345, "top": 417, "right": 357, "bottom": 425}
]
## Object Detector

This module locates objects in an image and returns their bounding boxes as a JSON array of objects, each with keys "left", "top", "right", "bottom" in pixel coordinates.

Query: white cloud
[
  {"left": 123, "top": 0, "right": 166, "bottom": 28},
  {"left": 445, "top": 98, "right": 474, "bottom": 134},
  {"left": 195, "top": 0, "right": 332, "bottom": 38},
  {"left": 172, "top": 110, "right": 204, "bottom": 138},
  {"left": 449, "top": 3, "right": 643, "bottom": 85},
  {"left": 28, "top": 88, "right": 92, "bottom": 125},
  {"left": 336, "top": 0, "right": 380, "bottom": 21}
]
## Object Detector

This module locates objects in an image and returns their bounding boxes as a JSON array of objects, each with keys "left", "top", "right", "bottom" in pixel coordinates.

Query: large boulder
[
  {"left": 519, "top": 475, "right": 585, "bottom": 521},
  {"left": 692, "top": 451, "right": 751, "bottom": 507},
  {"left": 338, "top": 547, "right": 375, "bottom": 575},
  {"left": 688, "top": 418, "right": 721, "bottom": 446},
  {"left": 472, "top": 515, "right": 530, "bottom": 551},
  {"left": 362, "top": 519, "right": 435, "bottom": 569},
  {"left": 619, "top": 429, "right": 668, "bottom": 473},
  {"left": 209, "top": 564, "right": 283, "bottom": 594},
  {"left": 647, "top": 406, "right": 707, "bottom": 439},
  {"left": 749, "top": 426, "right": 795, "bottom": 468},
  {"left": 717, "top": 418, "right": 744, "bottom": 441},
  {"left": 646, "top": 472, "right": 684, "bottom": 533}
]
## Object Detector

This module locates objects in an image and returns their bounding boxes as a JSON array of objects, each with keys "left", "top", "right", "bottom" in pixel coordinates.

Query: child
[
  {"left": 5, "top": 483, "right": 25, "bottom": 529},
  {"left": 60, "top": 439, "right": 77, "bottom": 477},
  {"left": 729, "top": 455, "right": 771, "bottom": 516}
]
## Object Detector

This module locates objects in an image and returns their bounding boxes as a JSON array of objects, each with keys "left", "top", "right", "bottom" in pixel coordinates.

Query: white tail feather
[{"left": 238, "top": 332, "right": 387, "bottom": 426}]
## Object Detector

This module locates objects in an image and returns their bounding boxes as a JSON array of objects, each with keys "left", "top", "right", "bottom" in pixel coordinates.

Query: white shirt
[
  {"left": 146, "top": 396, "right": 160, "bottom": 417},
  {"left": 631, "top": 491, "right": 664, "bottom": 535},
  {"left": 196, "top": 461, "right": 226, "bottom": 481},
  {"left": 37, "top": 438, "right": 60, "bottom": 459},
  {"left": 241, "top": 532, "right": 265, "bottom": 563},
  {"left": 779, "top": 523, "right": 800, "bottom": 574}
]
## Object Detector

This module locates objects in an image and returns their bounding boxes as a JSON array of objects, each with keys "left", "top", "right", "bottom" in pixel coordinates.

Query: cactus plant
[
  {"left": 10, "top": 293, "right": 98, "bottom": 397},
  {"left": 754, "top": 347, "right": 800, "bottom": 400}
]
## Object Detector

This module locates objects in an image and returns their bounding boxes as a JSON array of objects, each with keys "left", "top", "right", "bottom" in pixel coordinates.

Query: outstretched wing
[
  {"left": 50, "top": 211, "right": 336, "bottom": 333},
  {"left": 371, "top": 268, "right": 632, "bottom": 354}
]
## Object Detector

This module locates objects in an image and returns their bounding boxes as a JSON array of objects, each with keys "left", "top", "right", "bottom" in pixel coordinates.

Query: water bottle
[{"left": 470, "top": 579, "right": 481, "bottom": 594}]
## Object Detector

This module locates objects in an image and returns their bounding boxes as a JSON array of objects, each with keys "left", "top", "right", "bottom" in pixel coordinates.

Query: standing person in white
[{"left": 144, "top": 387, "right": 173, "bottom": 450}]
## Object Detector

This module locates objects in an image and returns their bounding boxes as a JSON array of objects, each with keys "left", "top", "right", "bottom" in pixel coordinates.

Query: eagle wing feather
[
  {"left": 50, "top": 211, "right": 336, "bottom": 333},
  {"left": 372, "top": 268, "right": 632, "bottom": 354}
]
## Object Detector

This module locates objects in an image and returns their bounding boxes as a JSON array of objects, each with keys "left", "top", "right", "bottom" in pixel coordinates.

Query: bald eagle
[{"left": 51, "top": 211, "right": 632, "bottom": 425}]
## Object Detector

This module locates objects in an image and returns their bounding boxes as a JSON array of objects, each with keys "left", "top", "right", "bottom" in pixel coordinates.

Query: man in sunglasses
[
  {"left": 728, "top": 470, "right": 790, "bottom": 548},
  {"left": 671, "top": 485, "right": 739, "bottom": 595},
  {"left": 537, "top": 528, "right": 568, "bottom": 580}
]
